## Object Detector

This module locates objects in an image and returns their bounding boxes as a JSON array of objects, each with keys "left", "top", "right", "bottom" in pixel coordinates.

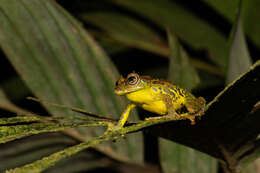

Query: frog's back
[{"left": 150, "top": 79, "right": 194, "bottom": 110}]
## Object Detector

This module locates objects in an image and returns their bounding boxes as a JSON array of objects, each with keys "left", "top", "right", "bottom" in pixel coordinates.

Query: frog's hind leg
[
  {"left": 174, "top": 113, "right": 196, "bottom": 125},
  {"left": 185, "top": 96, "right": 206, "bottom": 117},
  {"left": 179, "top": 96, "right": 206, "bottom": 125}
]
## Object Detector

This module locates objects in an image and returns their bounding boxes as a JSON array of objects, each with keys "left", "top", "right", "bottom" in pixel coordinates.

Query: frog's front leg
[
  {"left": 107, "top": 103, "right": 136, "bottom": 132},
  {"left": 117, "top": 103, "right": 136, "bottom": 128}
]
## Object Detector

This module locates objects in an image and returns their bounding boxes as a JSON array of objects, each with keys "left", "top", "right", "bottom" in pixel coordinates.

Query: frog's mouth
[
  {"left": 114, "top": 89, "right": 124, "bottom": 95},
  {"left": 114, "top": 88, "right": 132, "bottom": 95},
  {"left": 114, "top": 87, "right": 139, "bottom": 95}
]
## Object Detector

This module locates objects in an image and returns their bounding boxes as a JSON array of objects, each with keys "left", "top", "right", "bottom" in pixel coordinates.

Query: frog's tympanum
[{"left": 114, "top": 72, "right": 206, "bottom": 129}]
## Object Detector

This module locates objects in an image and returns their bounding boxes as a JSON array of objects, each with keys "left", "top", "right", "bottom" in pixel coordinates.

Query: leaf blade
[
  {"left": 0, "top": 0, "right": 142, "bottom": 160},
  {"left": 226, "top": 1, "right": 252, "bottom": 84},
  {"left": 167, "top": 28, "right": 200, "bottom": 91},
  {"left": 81, "top": 12, "right": 168, "bottom": 56},
  {"left": 112, "top": 0, "right": 228, "bottom": 68}
]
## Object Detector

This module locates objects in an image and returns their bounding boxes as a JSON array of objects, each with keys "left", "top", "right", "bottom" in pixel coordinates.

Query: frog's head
[{"left": 114, "top": 72, "right": 150, "bottom": 95}]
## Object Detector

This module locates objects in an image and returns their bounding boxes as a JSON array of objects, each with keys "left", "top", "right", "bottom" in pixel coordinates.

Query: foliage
[{"left": 0, "top": 0, "right": 259, "bottom": 173}]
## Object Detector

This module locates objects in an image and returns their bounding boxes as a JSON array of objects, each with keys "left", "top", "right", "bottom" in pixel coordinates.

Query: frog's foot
[
  {"left": 175, "top": 114, "right": 196, "bottom": 125},
  {"left": 104, "top": 123, "right": 125, "bottom": 141},
  {"left": 105, "top": 124, "right": 120, "bottom": 134},
  {"left": 145, "top": 113, "right": 196, "bottom": 125}
]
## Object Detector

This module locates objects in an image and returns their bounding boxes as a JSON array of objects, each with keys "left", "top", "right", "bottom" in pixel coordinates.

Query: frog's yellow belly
[
  {"left": 125, "top": 87, "right": 186, "bottom": 115},
  {"left": 141, "top": 101, "right": 167, "bottom": 115},
  {"left": 126, "top": 88, "right": 168, "bottom": 115}
]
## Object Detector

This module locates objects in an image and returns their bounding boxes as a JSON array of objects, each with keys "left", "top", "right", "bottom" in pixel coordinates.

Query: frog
[{"left": 113, "top": 72, "right": 206, "bottom": 130}]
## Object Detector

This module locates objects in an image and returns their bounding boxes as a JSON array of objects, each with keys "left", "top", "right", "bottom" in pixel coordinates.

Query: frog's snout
[
  {"left": 114, "top": 89, "right": 124, "bottom": 95},
  {"left": 114, "top": 85, "right": 123, "bottom": 95},
  {"left": 114, "top": 87, "right": 120, "bottom": 94},
  {"left": 114, "top": 76, "right": 127, "bottom": 95}
]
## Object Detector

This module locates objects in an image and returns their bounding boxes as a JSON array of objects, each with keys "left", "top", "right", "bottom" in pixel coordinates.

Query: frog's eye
[
  {"left": 115, "top": 80, "right": 119, "bottom": 86},
  {"left": 127, "top": 74, "right": 139, "bottom": 85}
]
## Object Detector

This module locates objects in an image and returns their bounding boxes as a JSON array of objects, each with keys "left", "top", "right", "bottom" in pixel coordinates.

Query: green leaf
[
  {"left": 167, "top": 28, "right": 200, "bottom": 91},
  {"left": 0, "top": 0, "right": 121, "bottom": 116},
  {"left": 112, "top": 0, "right": 228, "bottom": 68},
  {"left": 0, "top": 0, "right": 142, "bottom": 160},
  {"left": 202, "top": 0, "right": 240, "bottom": 21},
  {"left": 95, "top": 37, "right": 129, "bottom": 55},
  {"left": 243, "top": 0, "right": 260, "bottom": 52},
  {"left": 81, "top": 11, "right": 223, "bottom": 77},
  {"left": 160, "top": 139, "right": 217, "bottom": 173},
  {"left": 226, "top": 1, "right": 252, "bottom": 84},
  {"left": 203, "top": 0, "right": 260, "bottom": 51},
  {"left": 81, "top": 12, "right": 168, "bottom": 56}
]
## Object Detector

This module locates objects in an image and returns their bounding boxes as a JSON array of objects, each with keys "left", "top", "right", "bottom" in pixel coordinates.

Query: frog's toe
[
  {"left": 105, "top": 123, "right": 124, "bottom": 136},
  {"left": 105, "top": 127, "right": 125, "bottom": 142},
  {"left": 111, "top": 125, "right": 122, "bottom": 132},
  {"left": 175, "top": 113, "right": 196, "bottom": 125},
  {"left": 188, "top": 116, "right": 196, "bottom": 125}
]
